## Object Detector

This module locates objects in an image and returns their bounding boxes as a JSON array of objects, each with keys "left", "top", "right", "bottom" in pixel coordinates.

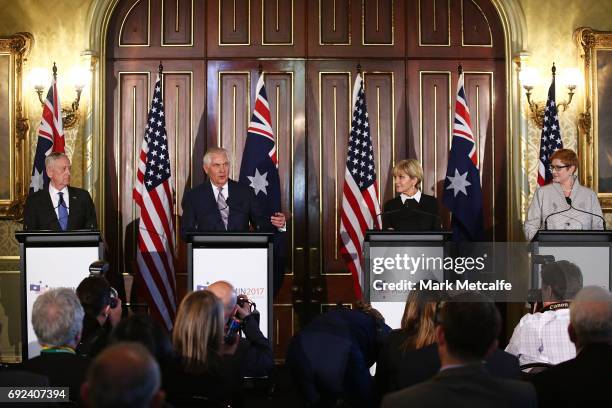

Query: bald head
[
  {"left": 83, "top": 342, "right": 162, "bottom": 408},
  {"left": 570, "top": 286, "right": 612, "bottom": 349},
  {"left": 206, "top": 280, "right": 237, "bottom": 319}
]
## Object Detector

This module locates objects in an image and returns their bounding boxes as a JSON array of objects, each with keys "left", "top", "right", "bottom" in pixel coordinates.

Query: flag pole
[
  {"left": 458, "top": 63, "right": 463, "bottom": 75},
  {"left": 158, "top": 61, "right": 163, "bottom": 75},
  {"left": 52, "top": 62, "right": 57, "bottom": 81}
]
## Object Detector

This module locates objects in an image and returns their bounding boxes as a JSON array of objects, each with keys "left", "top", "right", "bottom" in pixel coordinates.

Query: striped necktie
[{"left": 217, "top": 187, "right": 229, "bottom": 229}]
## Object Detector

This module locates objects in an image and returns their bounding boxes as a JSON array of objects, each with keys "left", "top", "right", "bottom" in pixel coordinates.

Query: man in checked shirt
[{"left": 506, "top": 261, "right": 583, "bottom": 369}]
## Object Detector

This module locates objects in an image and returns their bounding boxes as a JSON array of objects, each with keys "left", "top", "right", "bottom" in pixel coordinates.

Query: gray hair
[
  {"left": 570, "top": 286, "right": 612, "bottom": 345},
  {"left": 87, "top": 342, "right": 161, "bottom": 408},
  {"left": 44, "top": 152, "right": 69, "bottom": 169},
  {"left": 202, "top": 147, "right": 229, "bottom": 167},
  {"left": 32, "top": 288, "right": 84, "bottom": 347}
]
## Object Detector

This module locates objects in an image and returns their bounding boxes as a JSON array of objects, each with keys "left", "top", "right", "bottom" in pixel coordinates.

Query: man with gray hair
[
  {"left": 530, "top": 286, "right": 612, "bottom": 407},
  {"left": 180, "top": 146, "right": 285, "bottom": 238},
  {"left": 19, "top": 288, "right": 90, "bottom": 404},
  {"left": 24, "top": 152, "right": 97, "bottom": 230},
  {"left": 81, "top": 342, "right": 165, "bottom": 408}
]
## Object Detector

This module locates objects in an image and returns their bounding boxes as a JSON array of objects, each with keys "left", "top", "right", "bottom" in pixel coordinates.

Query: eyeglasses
[{"left": 549, "top": 165, "right": 570, "bottom": 171}]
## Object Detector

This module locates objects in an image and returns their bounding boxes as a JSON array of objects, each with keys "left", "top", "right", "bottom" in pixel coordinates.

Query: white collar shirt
[
  {"left": 49, "top": 184, "right": 70, "bottom": 218},
  {"left": 400, "top": 189, "right": 422, "bottom": 204},
  {"left": 210, "top": 181, "right": 229, "bottom": 201}
]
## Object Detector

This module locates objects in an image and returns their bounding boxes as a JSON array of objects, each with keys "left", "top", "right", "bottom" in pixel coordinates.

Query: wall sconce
[
  {"left": 520, "top": 63, "right": 580, "bottom": 127},
  {"left": 28, "top": 63, "right": 90, "bottom": 130}
]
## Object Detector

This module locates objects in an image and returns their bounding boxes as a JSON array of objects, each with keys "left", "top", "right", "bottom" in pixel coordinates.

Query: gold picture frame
[
  {"left": 576, "top": 27, "right": 612, "bottom": 209},
  {"left": 0, "top": 33, "right": 32, "bottom": 220}
]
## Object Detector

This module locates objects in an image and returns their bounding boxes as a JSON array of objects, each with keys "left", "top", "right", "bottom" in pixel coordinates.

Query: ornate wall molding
[{"left": 0, "top": 33, "right": 33, "bottom": 220}]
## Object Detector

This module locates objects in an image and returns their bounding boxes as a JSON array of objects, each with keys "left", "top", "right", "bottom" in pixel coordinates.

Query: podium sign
[
  {"left": 364, "top": 231, "right": 451, "bottom": 329},
  {"left": 16, "top": 231, "right": 103, "bottom": 360},
  {"left": 186, "top": 233, "right": 273, "bottom": 344}
]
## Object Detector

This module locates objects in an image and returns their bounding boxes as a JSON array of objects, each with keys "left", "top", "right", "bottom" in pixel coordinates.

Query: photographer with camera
[
  {"left": 207, "top": 280, "right": 274, "bottom": 379},
  {"left": 76, "top": 272, "right": 122, "bottom": 358}
]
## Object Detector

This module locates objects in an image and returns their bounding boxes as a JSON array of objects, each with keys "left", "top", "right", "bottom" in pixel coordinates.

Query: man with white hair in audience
[
  {"left": 530, "top": 286, "right": 612, "bottom": 407},
  {"left": 19, "top": 288, "right": 90, "bottom": 404},
  {"left": 81, "top": 342, "right": 165, "bottom": 408}
]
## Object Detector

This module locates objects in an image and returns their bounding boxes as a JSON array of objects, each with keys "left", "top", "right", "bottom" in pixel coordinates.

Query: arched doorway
[{"left": 101, "top": 0, "right": 510, "bottom": 358}]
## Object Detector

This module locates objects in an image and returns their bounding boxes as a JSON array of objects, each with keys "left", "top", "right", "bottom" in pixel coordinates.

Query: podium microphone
[{"left": 565, "top": 197, "right": 607, "bottom": 230}]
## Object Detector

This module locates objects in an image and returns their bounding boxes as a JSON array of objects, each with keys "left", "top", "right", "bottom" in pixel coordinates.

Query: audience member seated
[
  {"left": 207, "top": 280, "right": 274, "bottom": 378},
  {"left": 376, "top": 288, "right": 521, "bottom": 400},
  {"left": 81, "top": 342, "right": 166, "bottom": 408},
  {"left": 381, "top": 292, "right": 536, "bottom": 408},
  {"left": 376, "top": 287, "right": 440, "bottom": 395},
  {"left": 76, "top": 275, "right": 122, "bottom": 358},
  {"left": 286, "top": 303, "right": 390, "bottom": 408},
  {"left": 529, "top": 286, "right": 612, "bottom": 408},
  {"left": 506, "top": 260, "right": 583, "bottom": 367},
  {"left": 165, "top": 290, "right": 242, "bottom": 407},
  {"left": 109, "top": 314, "right": 174, "bottom": 379},
  {"left": 19, "top": 288, "right": 90, "bottom": 404}
]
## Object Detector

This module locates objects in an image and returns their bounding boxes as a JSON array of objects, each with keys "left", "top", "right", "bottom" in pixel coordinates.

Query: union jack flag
[
  {"left": 443, "top": 70, "right": 484, "bottom": 241},
  {"left": 29, "top": 77, "right": 65, "bottom": 193},
  {"left": 133, "top": 74, "right": 177, "bottom": 331},
  {"left": 239, "top": 73, "right": 281, "bottom": 215},
  {"left": 340, "top": 73, "right": 381, "bottom": 297},
  {"left": 537, "top": 74, "right": 563, "bottom": 186}
]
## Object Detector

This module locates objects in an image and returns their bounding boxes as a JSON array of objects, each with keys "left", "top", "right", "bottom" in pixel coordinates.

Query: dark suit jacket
[
  {"left": 19, "top": 352, "right": 91, "bottom": 404},
  {"left": 376, "top": 335, "right": 521, "bottom": 396},
  {"left": 529, "top": 342, "right": 612, "bottom": 408},
  {"left": 180, "top": 179, "right": 274, "bottom": 240},
  {"left": 286, "top": 308, "right": 391, "bottom": 408},
  {"left": 23, "top": 186, "right": 97, "bottom": 231},
  {"left": 381, "top": 363, "right": 536, "bottom": 408},
  {"left": 382, "top": 194, "right": 440, "bottom": 231}
]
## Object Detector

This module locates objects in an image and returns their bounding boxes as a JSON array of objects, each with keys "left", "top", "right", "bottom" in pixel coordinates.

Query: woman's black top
[{"left": 382, "top": 194, "right": 440, "bottom": 231}]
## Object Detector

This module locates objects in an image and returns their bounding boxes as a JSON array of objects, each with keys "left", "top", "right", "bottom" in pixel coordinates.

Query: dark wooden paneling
[
  {"left": 308, "top": 0, "right": 405, "bottom": 57},
  {"left": 408, "top": 0, "right": 503, "bottom": 59},
  {"left": 462, "top": 0, "right": 492, "bottom": 46},
  {"left": 272, "top": 304, "right": 295, "bottom": 359},
  {"left": 207, "top": 0, "right": 306, "bottom": 57},
  {"left": 120, "top": 0, "right": 150, "bottom": 46},
  {"left": 219, "top": 0, "right": 250, "bottom": 45},
  {"left": 363, "top": 0, "right": 394, "bottom": 45},
  {"left": 418, "top": 0, "right": 450, "bottom": 46},
  {"left": 262, "top": 0, "right": 294, "bottom": 44},
  {"left": 162, "top": 0, "right": 193, "bottom": 45}
]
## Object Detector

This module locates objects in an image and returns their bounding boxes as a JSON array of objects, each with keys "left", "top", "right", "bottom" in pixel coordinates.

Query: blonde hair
[
  {"left": 172, "top": 290, "right": 224, "bottom": 373},
  {"left": 400, "top": 288, "right": 440, "bottom": 351},
  {"left": 392, "top": 159, "right": 423, "bottom": 187}
]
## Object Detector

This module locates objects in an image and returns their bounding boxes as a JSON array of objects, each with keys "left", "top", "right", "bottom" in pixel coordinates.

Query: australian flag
[
  {"left": 29, "top": 77, "right": 64, "bottom": 193},
  {"left": 443, "top": 70, "right": 484, "bottom": 241},
  {"left": 239, "top": 73, "right": 281, "bottom": 215}
]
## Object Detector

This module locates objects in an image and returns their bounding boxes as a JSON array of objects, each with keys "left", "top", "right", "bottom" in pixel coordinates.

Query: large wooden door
[{"left": 105, "top": 0, "right": 507, "bottom": 359}]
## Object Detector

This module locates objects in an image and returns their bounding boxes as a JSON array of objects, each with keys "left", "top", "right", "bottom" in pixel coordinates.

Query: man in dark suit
[
  {"left": 529, "top": 286, "right": 612, "bottom": 408},
  {"left": 381, "top": 292, "right": 536, "bottom": 408},
  {"left": 24, "top": 152, "right": 97, "bottom": 231},
  {"left": 19, "top": 288, "right": 91, "bottom": 405},
  {"left": 180, "top": 147, "right": 285, "bottom": 238}
]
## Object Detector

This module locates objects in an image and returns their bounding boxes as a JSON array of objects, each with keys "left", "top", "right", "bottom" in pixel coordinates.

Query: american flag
[
  {"left": 133, "top": 75, "right": 177, "bottom": 330},
  {"left": 339, "top": 73, "right": 381, "bottom": 297},
  {"left": 443, "top": 70, "right": 484, "bottom": 241},
  {"left": 537, "top": 75, "right": 563, "bottom": 186},
  {"left": 29, "top": 77, "right": 65, "bottom": 193}
]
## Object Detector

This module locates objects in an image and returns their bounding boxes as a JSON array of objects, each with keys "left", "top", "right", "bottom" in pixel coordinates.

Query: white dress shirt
[
  {"left": 505, "top": 308, "right": 576, "bottom": 366},
  {"left": 400, "top": 190, "right": 422, "bottom": 204},
  {"left": 210, "top": 181, "right": 229, "bottom": 201},
  {"left": 48, "top": 184, "right": 70, "bottom": 219}
]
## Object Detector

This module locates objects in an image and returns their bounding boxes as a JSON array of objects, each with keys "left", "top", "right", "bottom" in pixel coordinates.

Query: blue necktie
[{"left": 57, "top": 192, "right": 68, "bottom": 231}]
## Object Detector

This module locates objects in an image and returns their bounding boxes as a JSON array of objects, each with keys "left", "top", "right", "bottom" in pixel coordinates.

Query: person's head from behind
[
  {"left": 436, "top": 291, "right": 501, "bottom": 363},
  {"left": 110, "top": 314, "right": 174, "bottom": 367},
  {"left": 541, "top": 260, "right": 583, "bottom": 302},
  {"left": 77, "top": 275, "right": 116, "bottom": 326},
  {"left": 400, "top": 285, "right": 442, "bottom": 350},
  {"left": 172, "top": 290, "right": 224, "bottom": 372},
  {"left": 45, "top": 152, "right": 71, "bottom": 190},
  {"left": 206, "top": 280, "right": 237, "bottom": 320},
  {"left": 32, "top": 288, "right": 84, "bottom": 349},
  {"left": 568, "top": 286, "right": 612, "bottom": 351},
  {"left": 81, "top": 342, "right": 164, "bottom": 408}
]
